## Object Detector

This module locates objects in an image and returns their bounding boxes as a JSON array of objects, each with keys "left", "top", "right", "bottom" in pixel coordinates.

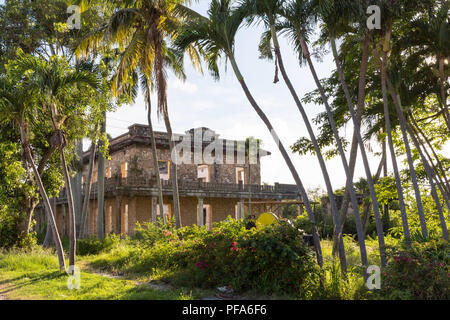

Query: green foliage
[
  {"left": 93, "top": 218, "right": 321, "bottom": 297},
  {"left": 76, "top": 234, "right": 121, "bottom": 256},
  {"left": 376, "top": 239, "right": 449, "bottom": 300}
]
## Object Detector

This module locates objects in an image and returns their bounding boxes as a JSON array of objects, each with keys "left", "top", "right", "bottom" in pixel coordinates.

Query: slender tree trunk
[
  {"left": 329, "top": 35, "right": 388, "bottom": 264},
  {"left": 228, "top": 53, "right": 324, "bottom": 268},
  {"left": 43, "top": 208, "right": 54, "bottom": 248},
  {"left": 162, "top": 112, "right": 182, "bottom": 228},
  {"left": 363, "top": 151, "right": 386, "bottom": 236},
  {"left": 438, "top": 57, "right": 450, "bottom": 131},
  {"left": 409, "top": 122, "right": 450, "bottom": 211},
  {"left": 410, "top": 116, "right": 450, "bottom": 194},
  {"left": 338, "top": 31, "right": 371, "bottom": 234},
  {"left": 146, "top": 85, "right": 165, "bottom": 224},
  {"left": 406, "top": 123, "right": 448, "bottom": 240},
  {"left": 289, "top": 31, "right": 368, "bottom": 269},
  {"left": 59, "top": 147, "right": 76, "bottom": 269},
  {"left": 79, "top": 132, "right": 97, "bottom": 238},
  {"left": 18, "top": 199, "right": 37, "bottom": 238},
  {"left": 97, "top": 112, "right": 106, "bottom": 239},
  {"left": 73, "top": 141, "right": 83, "bottom": 236},
  {"left": 382, "top": 135, "right": 390, "bottom": 229},
  {"left": 19, "top": 125, "right": 66, "bottom": 271},
  {"left": 384, "top": 76, "right": 428, "bottom": 237},
  {"left": 270, "top": 29, "right": 347, "bottom": 271},
  {"left": 50, "top": 104, "right": 76, "bottom": 269},
  {"left": 380, "top": 40, "right": 411, "bottom": 245}
]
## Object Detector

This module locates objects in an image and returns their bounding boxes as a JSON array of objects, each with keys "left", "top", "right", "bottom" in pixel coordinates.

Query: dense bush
[
  {"left": 376, "top": 239, "right": 449, "bottom": 300},
  {"left": 76, "top": 234, "right": 121, "bottom": 256},
  {"left": 126, "top": 217, "right": 321, "bottom": 297},
  {"left": 0, "top": 206, "right": 36, "bottom": 249}
]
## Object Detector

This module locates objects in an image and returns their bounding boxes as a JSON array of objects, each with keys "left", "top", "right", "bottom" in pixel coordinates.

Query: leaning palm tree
[
  {"left": 306, "top": 0, "right": 388, "bottom": 264},
  {"left": 240, "top": 0, "right": 350, "bottom": 271},
  {"left": 175, "top": 0, "right": 323, "bottom": 266},
  {"left": 383, "top": 68, "right": 429, "bottom": 238},
  {"left": 405, "top": 122, "right": 448, "bottom": 240},
  {"left": 0, "top": 73, "right": 66, "bottom": 271},
  {"left": 77, "top": 0, "right": 201, "bottom": 228},
  {"left": 14, "top": 53, "right": 99, "bottom": 269},
  {"left": 378, "top": 28, "right": 413, "bottom": 244}
]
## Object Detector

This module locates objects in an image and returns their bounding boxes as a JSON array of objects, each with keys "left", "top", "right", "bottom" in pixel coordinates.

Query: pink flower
[
  {"left": 231, "top": 242, "right": 239, "bottom": 252},
  {"left": 195, "top": 261, "right": 209, "bottom": 269}
]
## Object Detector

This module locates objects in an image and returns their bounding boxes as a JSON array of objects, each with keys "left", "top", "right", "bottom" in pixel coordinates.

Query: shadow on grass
[{"left": 0, "top": 271, "right": 64, "bottom": 296}]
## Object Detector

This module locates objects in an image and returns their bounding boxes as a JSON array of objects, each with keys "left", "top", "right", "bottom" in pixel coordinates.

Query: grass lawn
[
  {"left": 0, "top": 238, "right": 382, "bottom": 300},
  {"left": 0, "top": 249, "right": 195, "bottom": 300}
]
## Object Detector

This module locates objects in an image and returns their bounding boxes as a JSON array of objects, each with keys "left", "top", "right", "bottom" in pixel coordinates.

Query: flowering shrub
[
  {"left": 166, "top": 217, "right": 320, "bottom": 297},
  {"left": 377, "top": 239, "right": 449, "bottom": 300}
]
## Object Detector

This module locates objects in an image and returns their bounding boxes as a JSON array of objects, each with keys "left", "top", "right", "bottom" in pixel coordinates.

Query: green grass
[
  {"left": 0, "top": 249, "right": 194, "bottom": 300},
  {"left": 0, "top": 236, "right": 403, "bottom": 300}
]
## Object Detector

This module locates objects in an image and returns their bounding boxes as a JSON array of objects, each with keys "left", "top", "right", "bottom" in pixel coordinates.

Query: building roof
[{"left": 83, "top": 124, "right": 271, "bottom": 163}]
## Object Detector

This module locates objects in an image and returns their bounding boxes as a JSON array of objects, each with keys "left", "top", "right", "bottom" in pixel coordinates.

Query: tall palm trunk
[
  {"left": 228, "top": 53, "right": 324, "bottom": 268},
  {"left": 406, "top": 123, "right": 448, "bottom": 240},
  {"left": 380, "top": 42, "right": 411, "bottom": 245},
  {"left": 287, "top": 30, "right": 369, "bottom": 269},
  {"left": 338, "top": 31, "right": 371, "bottom": 234},
  {"left": 50, "top": 104, "right": 76, "bottom": 269},
  {"left": 410, "top": 116, "right": 450, "bottom": 194},
  {"left": 384, "top": 76, "right": 428, "bottom": 237},
  {"left": 270, "top": 28, "right": 347, "bottom": 271},
  {"left": 79, "top": 131, "right": 98, "bottom": 238},
  {"left": 145, "top": 85, "right": 165, "bottom": 224},
  {"left": 19, "top": 124, "right": 66, "bottom": 271},
  {"left": 409, "top": 121, "right": 450, "bottom": 209},
  {"left": 97, "top": 112, "right": 106, "bottom": 239},
  {"left": 329, "top": 35, "right": 388, "bottom": 264},
  {"left": 58, "top": 142, "right": 77, "bottom": 268},
  {"left": 438, "top": 57, "right": 450, "bottom": 131},
  {"left": 382, "top": 135, "right": 390, "bottom": 229},
  {"left": 162, "top": 112, "right": 182, "bottom": 228}
]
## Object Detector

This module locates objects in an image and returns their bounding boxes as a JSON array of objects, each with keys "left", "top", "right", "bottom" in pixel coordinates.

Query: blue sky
[
  {"left": 3, "top": 0, "right": 446, "bottom": 192},
  {"left": 106, "top": 1, "right": 384, "bottom": 192}
]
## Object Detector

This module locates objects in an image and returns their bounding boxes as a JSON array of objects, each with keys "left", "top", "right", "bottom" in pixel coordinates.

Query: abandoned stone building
[{"left": 35, "top": 124, "right": 301, "bottom": 237}]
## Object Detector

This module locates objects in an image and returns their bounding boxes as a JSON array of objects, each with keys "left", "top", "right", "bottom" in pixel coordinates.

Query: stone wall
[{"left": 82, "top": 143, "right": 261, "bottom": 186}]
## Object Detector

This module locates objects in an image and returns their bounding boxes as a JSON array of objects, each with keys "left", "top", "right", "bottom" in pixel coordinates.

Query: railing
[{"left": 82, "top": 174, "right": 298, "bottom": 196}]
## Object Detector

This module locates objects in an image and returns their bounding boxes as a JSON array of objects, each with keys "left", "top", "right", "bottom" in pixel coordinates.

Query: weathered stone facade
[{"left": 36, "top": 125, "right": 300, "bottom": 237}]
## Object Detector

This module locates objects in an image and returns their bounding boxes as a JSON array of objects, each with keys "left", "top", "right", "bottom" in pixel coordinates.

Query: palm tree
[
  {"left": 175, "top": 0, "right": 324, "bottom": 267},
  {"left": 379, "top": 28, "right": 412, "bottom": 244},
  {"left": 97, "top": 111, "right": 106, "bottom": 239},
  {"left": 77, "top": 0, "right": 201, "bottom": 228},
  {"left": 0, "top": 73, "right": 66, "bottom": 271},
  {"left": 405, "top": 122, "right": 448, "bottom": 240},
  {"left": 240, "top": 0, "right": 350, "bottom": 271},
  {"left": 384, "top": 71, "right": 428, "bottom": 238},
  {"left": 14, "top": 53, "right": 99, "bottom": 269},
  {"left": 397, "top": 1, "right": 450, "bottom": 130},
  {"left": 79, "top": 125, "right": 98, "bottom": 238},
  {"left": 310, "top": 0, "right": 388, "bottom": 264}
]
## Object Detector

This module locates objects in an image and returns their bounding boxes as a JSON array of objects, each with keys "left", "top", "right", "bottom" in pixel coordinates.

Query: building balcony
[{"left": 58, "top": 174, "right": 300, "bottom": 201}]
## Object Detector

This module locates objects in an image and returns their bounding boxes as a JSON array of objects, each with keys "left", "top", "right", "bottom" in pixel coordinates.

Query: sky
[
  {"left": 105, "top": 1, "right": 386, "bottom": 192},
  {"left": 2, "top": 0, "right": 447, "bottom": 192}
]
